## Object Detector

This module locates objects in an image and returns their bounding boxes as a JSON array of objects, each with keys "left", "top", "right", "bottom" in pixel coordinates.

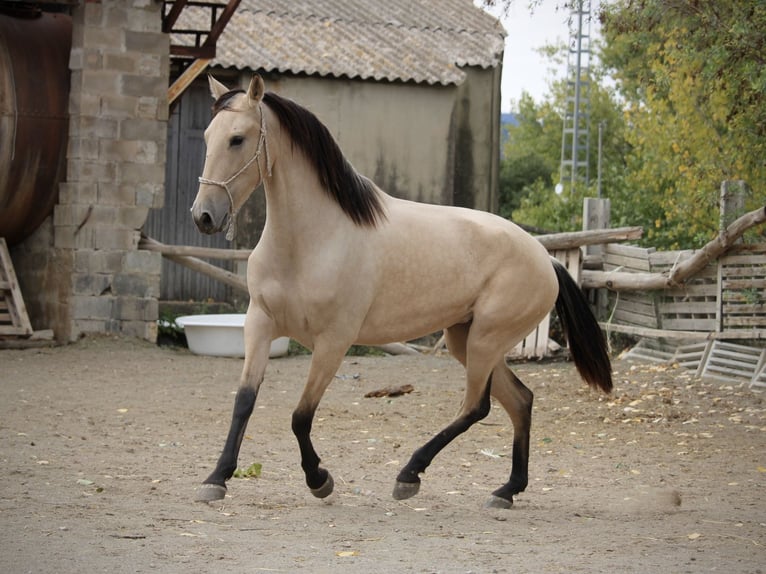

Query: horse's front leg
[
  {"left": 196, "top": 307, "right": 274, "bottom": 502},
  {"left": 291, "top": 343, "right": 348, "bottom": 498}
]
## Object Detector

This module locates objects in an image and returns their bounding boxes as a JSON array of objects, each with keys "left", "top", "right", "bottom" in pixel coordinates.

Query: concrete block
[
  {"left": 112, "top": 273, "right": 158, "bottom": 298},
  {"left": 120, "top": 319, "right": 158, "bottom": 341},
  {"left": 100, "top": 184, "right": 137, "bottom": 207},
  {"left": 104, "top": 53, "right": 138, "bottom": 74},
  {"left": 68, "top": 91, "right": 101, "bottom": 117},
  {"left": 73, "top": 273, "right": 113, "bottom": 296},
  {"left": 136, "top": 54, "right": 162, "bottom": 77},
  {"left": 134, "top": 183, "right": 164, "bottom": 208},
  {"left": 53, "top": 204, "right": 95, "bottom": 227},
  {"left": 135, "top": 96, "right": 161, "bottom": 120},
  {"left": 103, "top": 4, "right": 128, "bottom": 28},
  {"left": 126, "top": 5, "right": 162, "bottom": 33},
  {"left": 67, "top": 137, "right": 100, "bottom": 161},
  {"left": 72, "top": 294, "right": 114, "bottom": 320},
  {"left": 83, "top": 26, "right": 125, "bottom": 51},
  {"left": 68, "top": 116, "right": 119, "bottom": 139},
  {"left": 119, "top": 118, "right": 166, "bottom": 142},
  {"left": 122, "top": 74, "right": 165, "bottom": 98},
  {"left": 123, "top": 250, "right": 162, "bottom": 275},
  {"left": 58, "top": 182, "right": 99, "bottom": 204},
  {"left": 93, "top": 227, "right": 140, "bottom": 251},
  {"left": 81, "top": 69, "right": 120, "bottom": 95},
  {"left": 114, "top": 296, "right": 158, "bottom": 321},
  {"left": 66, "top": 160, "right": 117, "bottom": 184},
  {"left": 125, "top": 30, "right": 168, "bottom": 54},
  {"left": 116, "top": 206, "right": 150, "bottom": 229},
  {"left": 100, "top": 139, "right": 158, "bottom": 164},
  {"left": 74, "top": 249, "right": 124, "bottom": 274},
  {"left": 100, "top": 94, "right": 139, "bottom": 120},
  {"left": 119, "top": 162, "right": 165, "bottom": 186}
]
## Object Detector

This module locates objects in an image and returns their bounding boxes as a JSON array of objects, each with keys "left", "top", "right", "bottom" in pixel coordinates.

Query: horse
[{"left": 190, "top": 74, "right": 612, "bottom": 509}]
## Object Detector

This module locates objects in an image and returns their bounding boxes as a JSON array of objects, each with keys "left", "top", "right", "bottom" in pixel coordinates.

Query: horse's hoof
[
  {"left": 392, "top": 480, "right": 420, "bottom": 500},
  {"left": 196, "top": 483, "right": 227, "bottom": 502},
  {"left": 310, "top": 473, "right": 334, "bottom": 499},
  {"left": 484, "top": 494, "right": 513, "bottom": 510}
]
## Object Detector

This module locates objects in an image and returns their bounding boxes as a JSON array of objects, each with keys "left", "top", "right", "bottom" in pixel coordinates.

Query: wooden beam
[
  {"left": 162, "top": 0, "right": 189, "bottom": 33},
  {"left": 203, "top": 0, "right": 242, "bottom": 48},
  {"left": 535, "top": 226, "right": 643, "bottom": 250},
  {"left": 600, "top": 322, "right": 766, "bottom": 341},
  {"left": 168, "top": 58, "right": 212, "bottom": 105},
  {"left": 582, "top": 205, "right": 766, "bottom": 291},
  {"left": 139, "top": 235, "right": 250, "bottom": 260},
  {"left": 139, "top": 236, "right": 248, "bottom": 293}
]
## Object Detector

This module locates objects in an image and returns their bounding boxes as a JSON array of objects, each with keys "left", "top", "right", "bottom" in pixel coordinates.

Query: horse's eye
[{"left": 229, "top": 135, "right": 244, "bottom": 147}]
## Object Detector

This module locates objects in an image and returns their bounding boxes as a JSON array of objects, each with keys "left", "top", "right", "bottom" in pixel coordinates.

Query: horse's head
[{"left": 191, "top": 75, "right": 270, "bottom": 238}]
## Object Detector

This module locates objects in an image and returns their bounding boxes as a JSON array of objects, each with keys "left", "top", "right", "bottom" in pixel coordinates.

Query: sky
[{"left": 477, "top": 1, "right": 602, "bottom": 112}]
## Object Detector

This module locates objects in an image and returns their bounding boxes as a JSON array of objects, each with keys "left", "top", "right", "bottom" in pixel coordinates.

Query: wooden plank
[
  {"left": 723, "top": 279, "right": 766, "bottom": 290},
  {"left": 721, "top": 265, "right": 766, "bottom": 277},
  {"left": 648, "top": 249, "right": 694, "bottom": 267},
  {"left": 723, "top": 316, "right": 766, "bottom": 329},
  {"left": 615, "top": 298, "right": 657, "bottom": 318},
  {"left": 662, "top": 318, "right": 717, "bottom": 331},
  {"left": 0, "top": 237, "right": 33, "bottom": 336},
  {"left": 613, "top": 309, "right": 658, "bottom": 328},
  {"left": 751, "top": 349, "right": 766, "bottom": 388},
  {"left": 168, "top": 58, "right": 212, "bottom": 105},
  {"left": 659, "top": 301, "right": 718, "bottom": 314}
]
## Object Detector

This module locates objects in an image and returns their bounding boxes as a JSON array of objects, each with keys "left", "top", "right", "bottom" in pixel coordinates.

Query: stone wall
[{"left": 18, "top": 0, "right": 169, "bottom": 342}]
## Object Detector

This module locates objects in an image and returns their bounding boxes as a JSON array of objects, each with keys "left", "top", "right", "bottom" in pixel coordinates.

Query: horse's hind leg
[
  {"left": 485, "top": 364, "right": 533, "bottom": 509},
  {"left": 393, "top": 322, "right": 495, "bottom": 500}
]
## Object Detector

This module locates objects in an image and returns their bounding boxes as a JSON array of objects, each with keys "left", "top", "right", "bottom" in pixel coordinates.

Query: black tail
[{"left": 552, "top": 260, "right": 613, "bottom": 393}]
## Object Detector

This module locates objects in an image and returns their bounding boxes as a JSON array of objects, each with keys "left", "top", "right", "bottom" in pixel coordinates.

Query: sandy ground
[{"left": 0, "top": 336, "right": 764, "bottom": 573}]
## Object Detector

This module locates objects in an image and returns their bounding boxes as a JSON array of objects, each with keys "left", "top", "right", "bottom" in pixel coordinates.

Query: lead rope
[{"left": 197, "top": 103, "right": 272, "bottom": 241}]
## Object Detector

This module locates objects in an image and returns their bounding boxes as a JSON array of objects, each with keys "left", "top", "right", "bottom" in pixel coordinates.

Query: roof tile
[{"left": 173, "top": 0, "right": 505, "bottom": 85}]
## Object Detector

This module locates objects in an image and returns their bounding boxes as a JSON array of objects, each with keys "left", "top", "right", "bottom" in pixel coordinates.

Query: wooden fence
[{"left": 602, "top": 243, "right": 766, "bottom": 339}]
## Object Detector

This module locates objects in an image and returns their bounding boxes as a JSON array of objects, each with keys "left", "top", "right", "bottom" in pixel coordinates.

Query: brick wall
[{"left": 52, "top": 0, "right": 169, "bottom": 341}]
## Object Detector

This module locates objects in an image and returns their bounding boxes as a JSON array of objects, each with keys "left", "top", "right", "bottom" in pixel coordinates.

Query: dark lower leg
[
  {"left": 490, "top": 371, "right": 533, "bottom": 503},
  {"left": 203, "top": 386, "right": 258, "bottom": 487},
  {"left": 396, "top": 380, "right": 492, "bottom": 485},
  {"left": 491, "top": 433, "right": 530, "bottom": 501},
  {"left": 291, "top": 408, "right": 329, "bottom": 491}
]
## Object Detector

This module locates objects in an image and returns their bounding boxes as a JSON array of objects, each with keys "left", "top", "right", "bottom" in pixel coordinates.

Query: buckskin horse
[{"left": 190, "top": 75, "right": 612, "bottom": 509}]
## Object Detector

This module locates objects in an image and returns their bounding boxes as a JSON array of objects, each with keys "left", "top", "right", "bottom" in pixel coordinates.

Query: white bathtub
[{"left": 175, "top": 314, "right": 290, "bottom": 358}]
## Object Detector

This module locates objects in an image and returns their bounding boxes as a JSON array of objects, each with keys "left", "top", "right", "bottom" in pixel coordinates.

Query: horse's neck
[{"left": 261, "top": 152, "right": 351, "bottom": 254}]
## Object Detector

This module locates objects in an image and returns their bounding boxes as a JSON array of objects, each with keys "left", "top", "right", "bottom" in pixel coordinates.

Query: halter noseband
[{"left": 197, "top": 103, "right": 272, "bottom": 241}]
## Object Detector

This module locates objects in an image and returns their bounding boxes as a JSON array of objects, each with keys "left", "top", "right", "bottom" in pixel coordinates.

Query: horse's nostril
[{"left": 200, "top": 212, "right": 213, "bottom": 227}]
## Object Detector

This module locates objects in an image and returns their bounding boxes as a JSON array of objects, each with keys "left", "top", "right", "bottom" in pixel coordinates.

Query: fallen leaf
[
  {"left": 687, "top": 532, "right": 701, "bottom": 540},
  {"left": 336, "top": 551, "right": 359, "bottom": 557}
]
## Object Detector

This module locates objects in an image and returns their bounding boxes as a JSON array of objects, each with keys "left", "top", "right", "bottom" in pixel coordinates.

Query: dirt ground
[{"left": 0, "top": 336, "right": 764, "bottom": 573}]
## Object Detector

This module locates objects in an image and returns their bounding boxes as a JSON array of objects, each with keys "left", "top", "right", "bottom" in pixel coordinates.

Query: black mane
[{"left": 262, "top": 91, "right": 386, "bottom": 227}]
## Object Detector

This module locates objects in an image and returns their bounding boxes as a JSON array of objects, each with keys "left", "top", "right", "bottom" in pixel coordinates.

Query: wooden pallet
[
  {"left": 697, "top": 340, "right": 765, "bottom": 384},
  {"left": 0, "top": 237, "right": 33, "bottom": 337},
  {"left": 750, "top": 349, "right": 766, "bottom": 388}
]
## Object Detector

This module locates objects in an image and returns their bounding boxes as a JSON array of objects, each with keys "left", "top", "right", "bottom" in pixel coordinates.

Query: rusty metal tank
[{"left": 0, "top": 8, "right": 71, "bottom": 246}]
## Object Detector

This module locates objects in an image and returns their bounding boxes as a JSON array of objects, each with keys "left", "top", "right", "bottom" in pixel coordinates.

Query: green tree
[
  {"left": 501, "top": 62, "right": 628, "bottom": 233},
  {"left": 600, "top": 0, "right": 766, "bottom": 248}
]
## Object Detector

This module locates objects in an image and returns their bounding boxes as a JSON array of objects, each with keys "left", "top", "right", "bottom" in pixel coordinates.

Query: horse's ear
[
  {"left": 247, "top": 75, "right": 265, "bottom": 107},
  {"left": 208, "top": 75, "right": 229, "bottom": 100}
]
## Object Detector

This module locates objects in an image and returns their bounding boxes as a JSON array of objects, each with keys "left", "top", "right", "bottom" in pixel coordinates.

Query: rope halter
[{"left": 197, "top": 103, "right": 272, "bottom": 241}]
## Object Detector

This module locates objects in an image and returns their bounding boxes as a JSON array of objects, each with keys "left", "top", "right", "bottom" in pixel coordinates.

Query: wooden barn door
[{"left": 144, "top": 82, "right": 233, "bottom": 302}]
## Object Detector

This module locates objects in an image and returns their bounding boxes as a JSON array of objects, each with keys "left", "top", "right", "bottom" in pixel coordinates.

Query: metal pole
[{"left": 597, "top": 121, "right": 604, "bottom": 198}]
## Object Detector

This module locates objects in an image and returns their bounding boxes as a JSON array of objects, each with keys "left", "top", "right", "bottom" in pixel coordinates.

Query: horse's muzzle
[{"left": 191, "top": 201, "right": 228, "bottom": 235}]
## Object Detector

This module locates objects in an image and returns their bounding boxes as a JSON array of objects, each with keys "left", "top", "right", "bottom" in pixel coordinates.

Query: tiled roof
[{"left": 173, "top": 0, "right": 505, "bottom": 86}]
